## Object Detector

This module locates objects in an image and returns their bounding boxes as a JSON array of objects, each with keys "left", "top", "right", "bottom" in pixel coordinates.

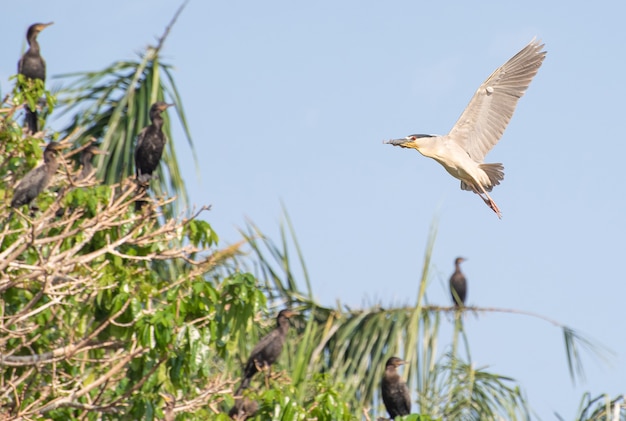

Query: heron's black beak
[{"left": 385, "top": 137, "right": 414, "bottom": 147}]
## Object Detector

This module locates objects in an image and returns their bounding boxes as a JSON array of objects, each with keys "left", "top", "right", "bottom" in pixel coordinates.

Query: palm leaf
[{"left": 234, "top": 215, "right": 610, "bottom": 419}]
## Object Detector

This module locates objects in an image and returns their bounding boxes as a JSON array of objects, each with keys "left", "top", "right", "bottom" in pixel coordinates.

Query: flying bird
[
  {"left": 17, "top": 22, "right": 53, "bottom": 133},
  {"left": 386, "top": 39, "right": 547, "bottom": 218},
  {"left": 381, "top": 357, "right": 411, "bottom": 419},
  {"left": 449, "top": 257, "right": 467, "bottom": 307}
]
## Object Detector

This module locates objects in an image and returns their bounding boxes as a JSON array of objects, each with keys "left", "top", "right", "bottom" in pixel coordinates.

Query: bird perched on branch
[
  {"left": 54, "top": 143, "right": 108, "bottom": 218},
  {"left": 134, "top": 102, "right": 173, "bottom": 210},
  {"left": 449, "top": 257, "right": 467, "bottom": 307},
  {"left": 135, "top": 102, "right": 174, "bottom": 184},
  {"left": 77, "top": 143, "right": 107, "bottom": 182},
  {"left": 10, "top": 142, "right": 66, "bottom": 210},
  {"left": 386, "top": 39, "right": 547, "bottom": 218},
  {"left": 381, "top": 357, "right": 411, "bottom": 419},
  {"left": 235, "top": 309, "right": 298, "bottom": 395},
  {"left": 17, "top": 22, "right": 53, "bottom": 133}
]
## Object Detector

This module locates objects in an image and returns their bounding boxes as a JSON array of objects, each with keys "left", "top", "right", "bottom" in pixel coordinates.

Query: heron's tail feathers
[
  {"left": 480, "top": 163, "right": 504, "bottom": 191},
  {"left": 460, "top": 163, "right": 504, "bottom": 193}
]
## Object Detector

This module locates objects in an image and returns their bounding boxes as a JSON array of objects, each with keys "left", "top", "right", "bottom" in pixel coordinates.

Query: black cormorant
[
  {"left": 77, "top": 144, "right": 107, "bottom": 181},
  {"left": 17, "top": 22, "right": 53, "bottom": 133},
  {"left": 134, "top": 102, "right": 174, "bottom": 183},
  {"left": 235, "top": 309, "right": 298, "bottom": 394},
  {"left": 449, "top": 257, "right": 467, "bottom": 307},
  {"left": 381, "top": 357, "right": 411, "bottom": 419},
  {"left": 11, "top": 142, "right": 65, "bottom": 209}
]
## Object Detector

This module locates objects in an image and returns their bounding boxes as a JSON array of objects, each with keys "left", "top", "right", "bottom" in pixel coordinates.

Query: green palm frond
[
  {"left": 560, "top": 393, "right": 626, "bottom": 421},
  {"left": 235, "top": 214, "right": 611, "bottom": 419}
]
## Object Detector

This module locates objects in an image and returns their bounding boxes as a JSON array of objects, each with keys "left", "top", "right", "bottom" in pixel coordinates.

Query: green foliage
[{"left": 12, "top": 73, "right": 56, "bottom": 115}]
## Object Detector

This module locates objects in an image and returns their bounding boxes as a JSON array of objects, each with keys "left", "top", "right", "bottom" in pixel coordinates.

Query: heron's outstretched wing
[{"left": 448, "top": 39, "right": 546, "bottom": 162}]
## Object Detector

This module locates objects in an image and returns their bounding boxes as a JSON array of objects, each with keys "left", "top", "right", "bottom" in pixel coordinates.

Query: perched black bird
[
  {"left": 229, "top": 396, "right": 259, "bottom": 420},
  {"left": 449, "top": 257, "right": 468, "bottom": 307},
  {"left": 54, "top": 143, "right": 107, "bottom": 218},
  {"left": 134, "top": 102, "right": 174, "bottom": 184},
  {"left": 11, "top": 142, "right": 65, "bottom": 209},
  {"left": 77, "top": 144, "right": 107, "bottom": 181},
  {"left": 235, "top": 309, "right": 298, "bottom": 395},
  {"left": 17, "top": 22, "right": 53, "bottom": 133},
  {"left": 381, "top": 357, "right": 411, "bottom": 419}
]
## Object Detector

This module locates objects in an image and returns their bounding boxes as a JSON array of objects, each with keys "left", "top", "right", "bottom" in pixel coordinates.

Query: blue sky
[{"left": 4, "top": 1, "right": 626, "bottom": 419}]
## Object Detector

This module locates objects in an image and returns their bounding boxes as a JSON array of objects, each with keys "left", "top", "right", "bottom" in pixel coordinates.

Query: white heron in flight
[{"left": 386, "top": 39, "right": 547, "bottom": 218}]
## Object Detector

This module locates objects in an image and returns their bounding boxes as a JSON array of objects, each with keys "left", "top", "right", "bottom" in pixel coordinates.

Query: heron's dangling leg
[{"left": 473, "top": 185, "right": 502, "bottom": 219}]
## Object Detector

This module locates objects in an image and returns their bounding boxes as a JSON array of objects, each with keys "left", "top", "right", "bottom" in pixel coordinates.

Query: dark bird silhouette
[
  {"left": 77, "top": 144, "right": 107, "bottom": 181},
  {"left": 382, "top": 357, "right": 411, "bottom": 419},
  {"left": 10, "top": 142, "right": 65, "bottom": 209},
  {"left": 235, "top": 309, "right": 298, "bottom": 395},
  {"left": 17, "top": 22, "right": 53, "bottom": 133},
  {"left": 229, "top": 396, "right": 259, "bottom": 420},
  {"left": 54, "top": 144, "right": 107, "bottom": 218},
  {"left": 449, "top": 257, "right": 467, "bottom": 307},
  {"left": 134, "top": 102, "right": 174, "bottom": 184}
]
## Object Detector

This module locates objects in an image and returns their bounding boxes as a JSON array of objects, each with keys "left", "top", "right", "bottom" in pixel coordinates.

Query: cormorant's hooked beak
[
  {"left": 52, "top": 142, "right": 72, "bottom": 151},
  {"left": 283, "top": 310, "right": 299, "bottom": 318},
  {"left": 37, "top": 22, "right": 54, "bottom": 31}
]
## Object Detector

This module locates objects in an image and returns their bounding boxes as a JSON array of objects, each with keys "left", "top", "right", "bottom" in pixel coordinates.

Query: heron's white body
[{"left": 420, "top": 136, "right": 491, "bottom": 187}]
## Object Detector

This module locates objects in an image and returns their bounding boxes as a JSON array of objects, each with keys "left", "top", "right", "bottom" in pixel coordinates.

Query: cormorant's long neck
[
  {"left": 277, "top": 316, "right": 290, "bottom": 335},
  {"left": 385, "top": 366, "right": 398, "bottom": 378},
  {"left": 80, "top": 153, "right": 93, "bottom": 178},
  {"left": 81, "top": 152, "right": 94, "bottom": 169},
  {"left": 150, "top": 112, "right": 164, "bottom": 131},
  {"left": 44, "top": 152, "right": 59, "bottom": 176},
  {"left": 27, "top": 34, "right": 40, "bottom": 54}
]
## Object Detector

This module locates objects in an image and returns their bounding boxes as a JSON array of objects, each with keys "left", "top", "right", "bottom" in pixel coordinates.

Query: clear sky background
[{"left": 3, "top": 1, "right": 625, "bottom": 419}]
